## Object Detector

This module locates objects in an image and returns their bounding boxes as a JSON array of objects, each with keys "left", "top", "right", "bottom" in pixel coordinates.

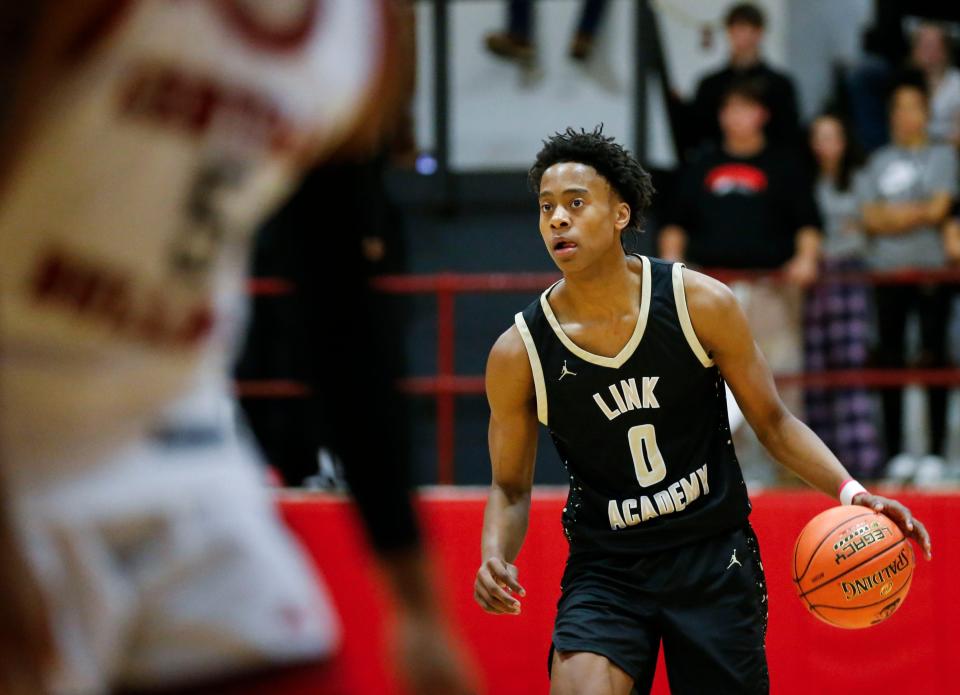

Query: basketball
[{"left": 793, "top": 505, "right": 914, "bottom": 629}]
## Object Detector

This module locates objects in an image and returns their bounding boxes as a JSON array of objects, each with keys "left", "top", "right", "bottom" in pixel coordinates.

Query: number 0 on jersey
[{"left": 627, "top": 424, "right": 668, "bottom": 487}]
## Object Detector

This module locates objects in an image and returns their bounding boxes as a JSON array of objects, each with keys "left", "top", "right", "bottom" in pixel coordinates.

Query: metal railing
[{"left": 240, "top": 267, "right": 960, "bottom": 483}]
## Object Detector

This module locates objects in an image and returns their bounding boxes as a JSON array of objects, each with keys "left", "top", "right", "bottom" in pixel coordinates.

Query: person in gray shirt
[
  {"left": 858, "top": 74, "right": 958, "bottom": 483},
  {"left": 803, "top": 113, "right": 882, "bottom": 480}
]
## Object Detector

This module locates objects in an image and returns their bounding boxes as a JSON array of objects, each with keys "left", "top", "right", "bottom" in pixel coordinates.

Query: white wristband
[{"left": 839, "top": 479, "right": 868, "bottom": 506}]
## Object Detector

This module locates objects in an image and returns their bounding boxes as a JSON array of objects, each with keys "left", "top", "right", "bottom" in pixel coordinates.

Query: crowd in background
[
  {"left": 242, "top": 2, "right": 960, "bottom": 489},
  {"left": 652, "top": 3, "right": 960, "bottom": 486},
  {"left": 484, "top": 1, "right": 960, "bottom": 485}
]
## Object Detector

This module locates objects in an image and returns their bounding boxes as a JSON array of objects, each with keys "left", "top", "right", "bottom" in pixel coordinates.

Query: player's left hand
[{"left": 852, "top": 492, "right": 932, "bottom": 561}]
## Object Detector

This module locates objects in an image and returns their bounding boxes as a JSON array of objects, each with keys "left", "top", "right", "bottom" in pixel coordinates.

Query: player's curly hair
[{"left": 528, "top": 125, "right": 654, "bottom": 235}]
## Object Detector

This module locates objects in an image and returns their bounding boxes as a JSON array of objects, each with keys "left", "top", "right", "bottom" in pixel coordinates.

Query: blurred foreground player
[
  {"left": 474, "top": 128, "right": 931, "bottom": 694},
  {"left": 0, "top": 2, "right": 471, "bottom": 693},
  {"left": 0, "top": 492, "right": 53, "bottom": 695}
]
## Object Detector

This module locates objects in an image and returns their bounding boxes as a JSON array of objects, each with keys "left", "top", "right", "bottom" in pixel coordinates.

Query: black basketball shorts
[{"left": 550, "top": 524, "right": 769, "bottom": 694}]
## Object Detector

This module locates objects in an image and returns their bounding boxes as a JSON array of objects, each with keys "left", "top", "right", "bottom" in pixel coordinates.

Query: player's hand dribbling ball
[{"left": 792, "top": 506, "right": 915, "bottom": 629}]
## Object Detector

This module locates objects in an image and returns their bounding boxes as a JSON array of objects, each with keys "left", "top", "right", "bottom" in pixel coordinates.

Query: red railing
[
  {"left": 241, "top": 267, "right": 960, "bottom": 484},
  {"left": 372, "top": 273, "right": 558, "bottom": 484}
]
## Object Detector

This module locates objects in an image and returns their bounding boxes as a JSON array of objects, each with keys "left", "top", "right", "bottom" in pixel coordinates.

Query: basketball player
[
  {"left": 474, "top": 127, "right": 932, "bottom": 694},
  {"left": 0, "top": 495, "right": 53, "bottom": 695},
  {"left": 0, "top": 2, "right": 471, "bottom": 694}
]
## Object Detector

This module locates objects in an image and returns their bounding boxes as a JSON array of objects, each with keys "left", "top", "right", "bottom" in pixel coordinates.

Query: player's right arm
[{"left": 475, "top": 325, "right": 538, "bottom": 615}]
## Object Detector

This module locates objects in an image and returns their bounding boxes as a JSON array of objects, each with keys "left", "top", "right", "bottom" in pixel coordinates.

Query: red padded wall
[{"left": 278, "top": 489, "right": 957, "bottom": 694}]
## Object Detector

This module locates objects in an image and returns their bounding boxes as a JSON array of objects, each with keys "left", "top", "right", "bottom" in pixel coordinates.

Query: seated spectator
[
  {"left": 911, "top": 22, "right": 960, "bottom": 146},
  {"left": 659, "top": 78, "right": 821, "bottom": 485},
  {"left": 689, "top": 2, "right": 800, "bottom": 150},
  {"left": 803, "top": 113, "right": 883, "bottom": 480},
  {"left": 858, "top": 73, "right": 958, "bottom": 484},
  {"left": 484, "top": 0, "right": 610, "bottom": 63}
]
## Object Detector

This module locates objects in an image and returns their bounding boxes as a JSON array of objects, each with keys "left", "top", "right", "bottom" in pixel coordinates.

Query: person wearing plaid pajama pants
[{"left": 803, "top": 115, "right": 883, "bottom": 480}]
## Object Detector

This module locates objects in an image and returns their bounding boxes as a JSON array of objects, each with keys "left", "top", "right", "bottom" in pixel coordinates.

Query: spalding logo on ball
[{"left": 792, "top": 505, "right": 915, "bottom": 629}]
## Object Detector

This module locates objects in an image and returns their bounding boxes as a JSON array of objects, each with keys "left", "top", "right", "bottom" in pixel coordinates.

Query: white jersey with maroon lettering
[
  {"left": 0, "top": 0, "right": 382, "bottom": 483},
  {"left": 0, "top": 1, "right": 385, "bottom": 692}
]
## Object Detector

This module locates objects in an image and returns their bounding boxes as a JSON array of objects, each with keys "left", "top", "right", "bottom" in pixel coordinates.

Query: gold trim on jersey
[
  {"left": 672, "top": 263, "right": 714, "bottom": 368},
  {"left": 539, "top": 255, "right": 652, "bottom": 369},
  {"left": 514, "top": 312, "right": 549, "bottom": 426}
]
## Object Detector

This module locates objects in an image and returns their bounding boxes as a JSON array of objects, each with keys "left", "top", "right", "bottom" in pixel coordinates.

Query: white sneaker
[
  {"left": 885, "top": 453, "right": 918, "bottom": 483},
  {"left": 914, "top": 455, "right": 946, "bottom": 488}
]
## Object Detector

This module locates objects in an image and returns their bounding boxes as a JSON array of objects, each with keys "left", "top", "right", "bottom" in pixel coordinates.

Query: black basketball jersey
[{"left": 515, "top": 255, "right": 751, "bottom": 556}]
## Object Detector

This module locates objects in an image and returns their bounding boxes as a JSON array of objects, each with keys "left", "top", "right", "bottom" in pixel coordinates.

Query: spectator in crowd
[
  {"left": 484, "top": 0, "right": 610, "bottom": 64},
  {"left": 659, "top": 78, "right": 821, "bottom": 484},
  {"left": 803, "top": 113, "right": 883, "bottom": 480},
  {"left": 659, "top": 80, "right": 820, "bottom": 278},
  {"left": 689, "top": 2, "right": 800, "bottom": 150},
  {"left": 858, "top": 74, "right": 958, "bottom": 484},
  {"left": 846, "top": 5, "right": 960, "bottom": 152},
  {"left": 911, "top": 22, "right": 960, "bottom": 146}
]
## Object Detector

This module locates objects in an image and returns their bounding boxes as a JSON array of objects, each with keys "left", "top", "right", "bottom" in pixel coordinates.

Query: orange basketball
[{"left": 792, "top": 505, "right": 914, "bottom": 629}]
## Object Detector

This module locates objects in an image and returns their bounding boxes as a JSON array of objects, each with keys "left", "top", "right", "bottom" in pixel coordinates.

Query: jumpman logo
[
  {"left": 726, "top": 549, "right": 742, "bottom": 570},
  {"left": 559, "top": 360, "right": 577, "bottom": 381}
]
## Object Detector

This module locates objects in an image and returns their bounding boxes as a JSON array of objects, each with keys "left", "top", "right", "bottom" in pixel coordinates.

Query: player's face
[{"left": 537, "top": 162, "right": 629, "bottom": 270}]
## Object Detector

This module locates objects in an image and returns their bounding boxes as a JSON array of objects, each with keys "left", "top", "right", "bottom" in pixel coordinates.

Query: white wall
[
  {"left": 785, "top": 0, "right": 872, "bottom": 121},
  {"left": 655, "top": 0, "right": 786, "bottom": 95},
  {"left": 413, "top": 0, "right": 796, "bottom": 171},
  {"left": 650, "top": 0, "right": 787, "bottom": 167}
]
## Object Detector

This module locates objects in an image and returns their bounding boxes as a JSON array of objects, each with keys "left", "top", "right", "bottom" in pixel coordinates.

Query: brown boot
[
  {"left": 569, "top": 33, "right": 594, "bottom": 61},
  {"left": 485, "top": 32, "right": 534, "bottom": 63}
]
